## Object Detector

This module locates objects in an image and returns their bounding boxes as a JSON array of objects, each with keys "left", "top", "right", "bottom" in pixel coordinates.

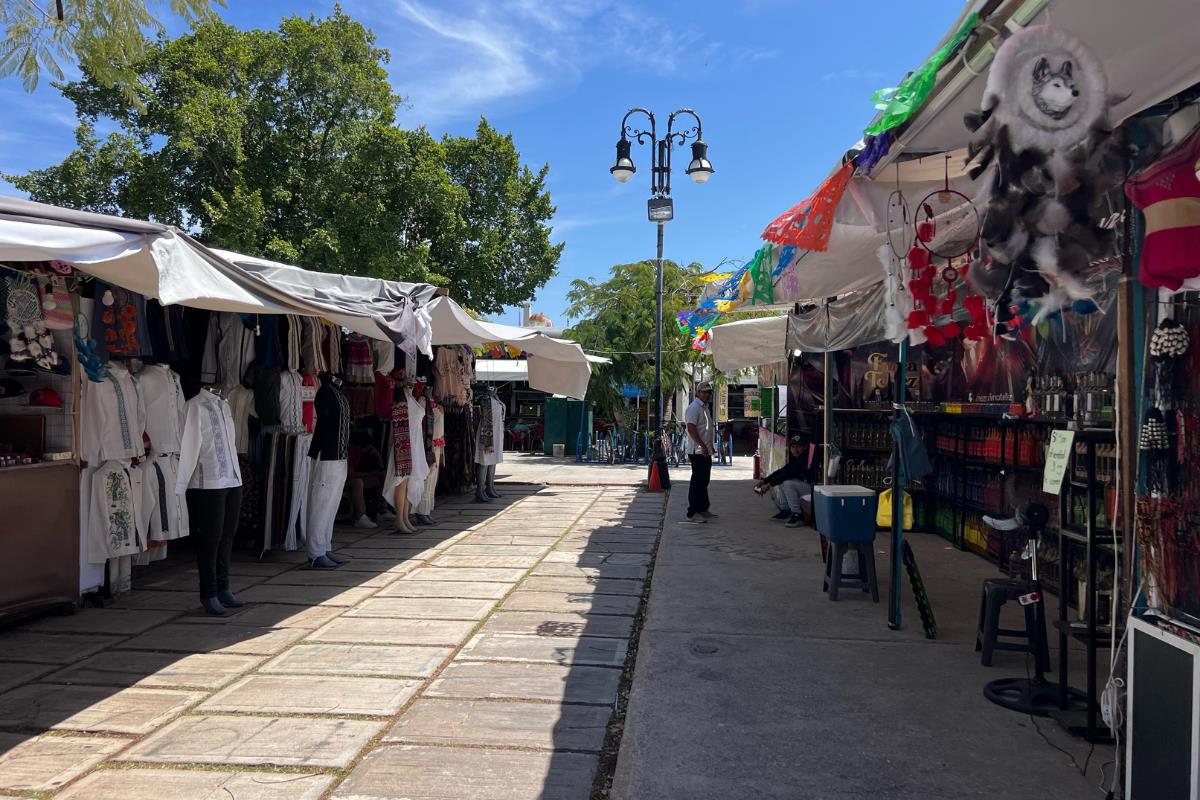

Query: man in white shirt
[{"left": 684, "top": 382, "right": 715, "bottom": 523}]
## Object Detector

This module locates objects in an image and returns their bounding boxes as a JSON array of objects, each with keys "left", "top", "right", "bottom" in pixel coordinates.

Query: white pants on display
[
  {"left": 285, "top": 434, "right": 314, "bottom": 551},
  {"left": 306, "top": 458, "right": 347, "bottom": 560},
  {"left": 416, "top": 463, "right": 439, "bottom": 515}
]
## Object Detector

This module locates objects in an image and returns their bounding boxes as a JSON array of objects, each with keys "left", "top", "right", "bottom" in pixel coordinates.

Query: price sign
[{"left": 1042, "top": 429, "right": 1076, "bottom": 495}]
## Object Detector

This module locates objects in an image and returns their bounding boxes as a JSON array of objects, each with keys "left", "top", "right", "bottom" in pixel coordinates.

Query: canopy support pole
[
  {"left": 822, "top": 351, "right": 833, "bottom": 484},
  {"left": 888, "top": 338, "right": 908, "bottom": 630}
]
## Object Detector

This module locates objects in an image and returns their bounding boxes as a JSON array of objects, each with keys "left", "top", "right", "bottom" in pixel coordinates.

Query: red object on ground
[
  {"left": 648, "top": 461, "right": 664, "bottom": 493},
  {"left": 753, "top": 453, "right": 761, "bottom": 480}
]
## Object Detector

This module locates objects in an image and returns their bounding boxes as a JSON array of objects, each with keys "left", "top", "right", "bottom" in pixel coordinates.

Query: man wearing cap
[
  {"left": 755, "top": 434, "right": 815, "bottom": 527},
  {"left": 683, "top": 382, "right": 715, "bottom": 523}
]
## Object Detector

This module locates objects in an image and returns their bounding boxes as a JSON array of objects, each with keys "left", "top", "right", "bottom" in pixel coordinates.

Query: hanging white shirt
[
  {"left": 148, "top": 453, "right": 189, "bottom": 541},
  {"left": 279, "top": 370, "right": 305, "bottom": 432},
  {"left": 88, "top": 459, "right": 147, "bottom": 564},
  {"left": 137, "top": 364, "right": 185, "bottom": 456},
  {"left": 176, "top": 389, "right": 242, "bottom": 493},
  {"left": 201, "top": 312, "right": 256, "bottom": 386},
  {"left": 82, "top": 362, "right": 147, "bottom": 465},
  {"left": 226, "top": 384, "right": 255, "bottom": 455}
]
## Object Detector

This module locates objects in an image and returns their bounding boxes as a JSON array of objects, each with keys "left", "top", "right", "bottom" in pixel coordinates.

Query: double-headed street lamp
[{"left": 609, "top": 107, "right": 713, "bottom": 449}]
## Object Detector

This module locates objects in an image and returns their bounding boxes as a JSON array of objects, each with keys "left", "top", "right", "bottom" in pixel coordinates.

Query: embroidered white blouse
[
  {"left": 82, "top": 362, "right": 147, "bottom": 465},
  {"left": 176, "top": 389, "right": 243, "bottom": 493},
  {"left": 136, "top": 364, "right": 185, "bottom": 456}
]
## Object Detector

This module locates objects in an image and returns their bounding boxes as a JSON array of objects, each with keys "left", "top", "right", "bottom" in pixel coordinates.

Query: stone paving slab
[
  {"left": 108, "top": 590, "right": 208, "bottom": 611},
  {"left": 0, "top": 683, "right": 204, "bottom": 734},
  {"left": 345, "top": 596, "right": 497, "bottom": 620},
  {"left": 480, "top": 611, "right": 634, "bottom": 639},
  {"left": 335, "top": 547, "right": 437, "bottom": 560},
  {"left": 385, "top": 698, "right": 610, "bottom": 752},
  {"left": 542, "top": 551, "right": 652, "bottom": 567},
  {"left": 0, "top": 632, "right": 123, "bottom": 665},
  {"left": 119, "top": 714, "right": 385, "bottom": 768},
  {"left": 441, "top": 544, "right": 552, "bottom": 556},
  {"left": 331, "top": 744, "right": 598, "bottom": 800},
  {"left": 261, "top": 643, "right": 451, "bottom": 677},
  {"left": 201, "top": 674, "right": 422, "bottom": 716},
  {"left": 19, "top": 608, "right": 182, "bottom": 636},
  {"left": 308, "top": 617, "right": 478, "bottom": 646},
  {"left": 0, "top": 661, "right": 54, "bottom": 694},
  {"left": 557, "top": 539, "right": 657, "bottom": 554},
  {"left": 532, "top": 562, "right": 648, "bottom": 580},
  {"left": 425, "top": 660, "right": 621, "bottom": 705},
  {"left": 137, "top": 573, "right": 261, "bottom": 593},
  {"left": 458, "top": 633, "right": 628, "bottom": 666},
  {"left": 431, "top": 554, "right": 543, "bottom": 569},
  {"left": 261, "top": 569, "right": 395, "bottom": 588},
  {"left": 520, "top": 575, "right": 645, "bottom": 596},
  {"left": 467, "top": 534, "right": 569, "bottom": 545},
  {"left": 237, "top": 583, "right": 378, "bottom": 607},
  {"left": 228, "top": 561, "right": 300, "bottom": 577},
  {"left": 115, "top": 623, "right": 306, "bottom": 655},
  {"left": 408, "top": 567, "right": 526, "bottom": 583},
  {"left": 502, "top": 590, "right": 640, "bottom": 616},
  {"left": 55, "top": 768, "right": 334, "bottom": 800},
  {"left": 0, "top": 732, "right": 128, "bottom": 792},
  {"left": 178, "top": 602, "right": 344, "bottom": 630},
  {"left": 46, "top": 651, "right": 264, "bottom": 690},
  {"left": 376, "top": 580, "right": 512, "bottom": 599},
  {"left": 334, "top": 558, "right": 423, "bottom": 574}
]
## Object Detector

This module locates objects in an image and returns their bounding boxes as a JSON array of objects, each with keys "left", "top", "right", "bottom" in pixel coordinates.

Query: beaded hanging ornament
[
  {"left": 1150, "top": 318, "right": 1191, "bottom": 412},
  {"left": 906, "top": 156, "right": 982, "bottom": 344}
]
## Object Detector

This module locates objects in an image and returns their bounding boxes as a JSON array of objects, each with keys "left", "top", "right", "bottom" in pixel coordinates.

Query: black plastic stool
[
  {"left": 822, "top": 540, "right": 879, "bottom": 602},
  {"left": 974, "top": 578, "right": 1048, "bottom": 670}
]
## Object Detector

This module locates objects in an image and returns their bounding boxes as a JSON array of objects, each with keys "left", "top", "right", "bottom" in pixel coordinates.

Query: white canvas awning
[
  {"left": 210, "top": 248, "right": 436, "bottom": 353},
  {"left": 0, "top": 196, "right": 312, "bottom": 314},
  {"left": 708, "top": 315, "right": 788, "bottom": 373},
  {"left": 427, "top": 297, "right": 593, "bottom": 399}
]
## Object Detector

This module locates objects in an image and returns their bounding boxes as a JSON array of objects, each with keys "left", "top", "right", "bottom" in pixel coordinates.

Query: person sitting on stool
[{"left": 754, "top": 434, "right": 815, "bottom": 528}]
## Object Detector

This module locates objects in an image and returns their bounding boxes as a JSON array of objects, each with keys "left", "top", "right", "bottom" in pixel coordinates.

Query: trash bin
[{"left": 552, "top": 443, "right": 566, "bottom": 458}]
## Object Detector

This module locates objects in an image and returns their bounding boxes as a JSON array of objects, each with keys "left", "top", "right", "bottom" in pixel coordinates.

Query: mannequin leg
[
  {"left": 393, "top": 479, "right": 415, "bottom": 534},
  {"left": 187, "top": 487, "right": 230, "bottom": 614},
  {"left": 486, "top": 464, "right": 500, "bottom": 499},
  {"left": 216, "top": 485, "right": 245, "bottom": 607},
  {"left": 475, "top": 464, "right": 491, "bottom": 502},
  {"left": 415, "top": 463, "right": 438, "bottom": 525}
]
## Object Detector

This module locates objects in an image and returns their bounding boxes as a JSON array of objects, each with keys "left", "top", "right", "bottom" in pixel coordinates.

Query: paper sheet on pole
[{"left": 1042, "top": 430, "right": 1076, "bottom": 495}]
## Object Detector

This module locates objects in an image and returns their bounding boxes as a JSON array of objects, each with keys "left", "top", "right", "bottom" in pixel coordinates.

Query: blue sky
[{"left": 0, "top": 0, "right": 964, "bottom": 325}]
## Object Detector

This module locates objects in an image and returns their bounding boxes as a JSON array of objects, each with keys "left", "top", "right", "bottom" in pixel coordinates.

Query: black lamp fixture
[{"left": 607, "top": 106, "right": 712, "bottom": 463}]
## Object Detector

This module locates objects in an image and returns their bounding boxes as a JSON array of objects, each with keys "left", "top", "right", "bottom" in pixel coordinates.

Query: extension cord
[{"left": 1101, "top": 676, "right": 1125, "bottom": 729}]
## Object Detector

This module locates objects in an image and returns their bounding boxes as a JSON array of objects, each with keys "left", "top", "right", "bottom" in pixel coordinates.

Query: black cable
[{"left": 1024, "top": 651, "right": 1095, "bottom": 778}]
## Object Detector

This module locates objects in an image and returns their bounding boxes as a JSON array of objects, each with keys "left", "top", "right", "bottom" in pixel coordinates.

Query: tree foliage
[
  {"left": 564, "top": 259, "right": 712, "bottom": 419},
  {"left": 6, "top": 9, "right": 560, "bottom": 313},
  {"left": 0, "top": 0, "right": 222, "bottom": 104}
]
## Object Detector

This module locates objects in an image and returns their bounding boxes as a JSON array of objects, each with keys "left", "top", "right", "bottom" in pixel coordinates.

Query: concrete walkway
[
  {"left": 613, "top": 471, "right": 1114, "bottom": 800},
  {"left": 0, "top": 484, "right": 664, "bottom": 799}
]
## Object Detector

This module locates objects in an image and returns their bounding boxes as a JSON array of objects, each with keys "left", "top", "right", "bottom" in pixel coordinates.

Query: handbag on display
[{"left": 39, "top": 276, "right": 74, "bottom": 330}]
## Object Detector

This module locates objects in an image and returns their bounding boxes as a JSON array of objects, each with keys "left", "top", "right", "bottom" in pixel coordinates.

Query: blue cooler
[{"left": 814, "top": 485, "right": 878, "bottom": 543}]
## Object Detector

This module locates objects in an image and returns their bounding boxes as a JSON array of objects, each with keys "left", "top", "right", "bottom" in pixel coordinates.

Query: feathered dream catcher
[
  {"left": 896, "top": 156, "right": 986, "bottom": 347},
  {"left": 965, "top": 25, "right": 1127, "bottom": 334}
]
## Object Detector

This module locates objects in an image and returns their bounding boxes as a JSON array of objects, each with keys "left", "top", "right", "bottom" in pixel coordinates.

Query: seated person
[
  {"left": 754, "top": 434, "right": 815, "bottom": 528},
  {"left": 347, "top": 431, "right": 386, "bottom": 529}
]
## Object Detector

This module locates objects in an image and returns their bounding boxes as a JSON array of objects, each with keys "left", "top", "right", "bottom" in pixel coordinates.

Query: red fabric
[
  {"left": 1126, "top": 128, "right": 1200, "bottom": 290},
  {"left": 374, "top": 371, "right": 395, "bottom": 419},
  {"left": 761, "top": 162, "right": 855, "bottom": 251},
  {"left": 301, "top": 374, "right": 319, "bottom": 434}
]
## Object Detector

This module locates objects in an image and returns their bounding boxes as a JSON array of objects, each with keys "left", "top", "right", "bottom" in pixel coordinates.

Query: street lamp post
[{"left": 609, "top": 107, "right": 713, "bottom": 454}]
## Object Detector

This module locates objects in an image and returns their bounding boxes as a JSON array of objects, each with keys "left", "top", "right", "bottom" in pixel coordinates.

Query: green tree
[
  {"left": 6, "top": 10, "right": 560, "bottom": 311},
  {"left": 0, "top": 0, "right": 223, "bottom": 104},
  {"left": 564, "top": 259, "right": 712, "bottom": 420}
]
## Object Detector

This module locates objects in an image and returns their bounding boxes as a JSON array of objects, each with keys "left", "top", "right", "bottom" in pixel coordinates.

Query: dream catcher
[
  {"left": 904, "top": 156, "right": 984, "bottom": 346},
  {"left": 4, "top": 273, "right": 61, "bottom": 373},
  {"left": 965, "top": 25, "right": 1128, "bottom": 328},
  {"left": 880, "top": 174, "right": 914, "bottom": 342}
]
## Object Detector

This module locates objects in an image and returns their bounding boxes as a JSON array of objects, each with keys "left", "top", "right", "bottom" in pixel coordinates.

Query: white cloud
[{"left": 350, "top": 0, "right": 709, "bottom": 125}]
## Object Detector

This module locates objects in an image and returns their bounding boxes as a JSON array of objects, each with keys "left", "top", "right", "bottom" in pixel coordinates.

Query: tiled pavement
[{"left": 0, "top": 484, "right": 665, "bottom": 799}]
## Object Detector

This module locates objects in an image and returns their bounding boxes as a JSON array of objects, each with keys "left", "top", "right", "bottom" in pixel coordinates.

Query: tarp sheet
[
  {"left": 786, "top": 283, "right": 892, "bottom": 353},
  {"left": 426, "top": 297, "right": 592, "bottom": 399},
  {"left": 211, "top": 249, "right": 436, "bottom": 353},
  {"left": 708, "top": 315, "right": 788, "bottom": 373},
  {"left": 475, "top": 359, "right": 529, "bottom": 383},
  {"left": 0, "top": 196, "right": 308, "bottom": 314}
]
